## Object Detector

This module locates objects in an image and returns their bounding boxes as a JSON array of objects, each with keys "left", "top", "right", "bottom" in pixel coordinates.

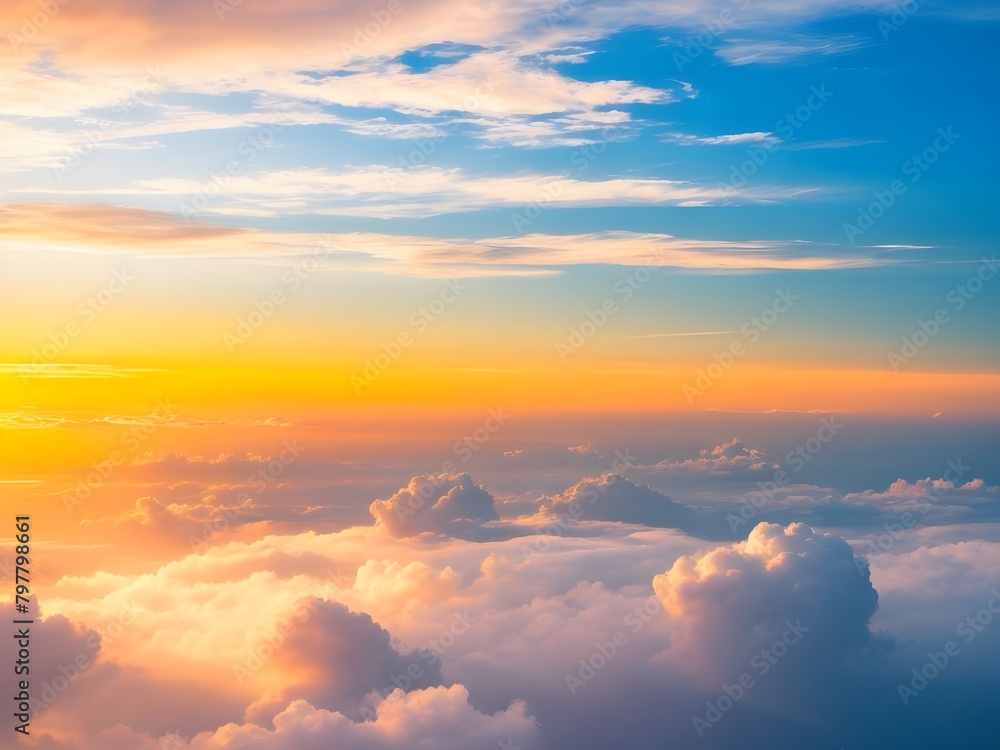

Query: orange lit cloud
[{"left": 0, "top": 203, "right": 888, "bottom": 275}]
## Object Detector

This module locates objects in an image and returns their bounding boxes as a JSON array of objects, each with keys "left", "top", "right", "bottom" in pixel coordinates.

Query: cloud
[
  {"left": 457, "top": 108, "right": 638, "bottom": 148},
  {"left": 243, "top": 599, "right": 443, "bottom": 724},
  {"left": 663, "top": 131, "right": 780, "bottom": 147},
  {"left": 0, "top": 400, "right": 291, "bottom": 430},
  {"left": 370, "top": 474, "right": 500, "bottom": 537},
  {"left": 538, "top": 473, "right": 733, "bottom": 538},
  {"left": 97, "top": 105, "right": 449, "bottom": 143},
  {"left": 107, "top": 164, "right": 800, "bottom": 218},
  {"left": 654, "top": 522, "right": 881, "bottom": 682},
  {"left": 782, "top": 137, "right": 885, "bottom": 150},
  {"left": 669, "top": 79, "right": 699, "bottom": 100},
  {"left": 277, "top": 52, "right": 668, "bottom": 117},
  {"left": 0, "top": 364, "right": 154, "bottom": 381},
  {"left": 0, "top": 0, "right": 909, "bottom": 148},
  {"left": 0, "top": 204, "right": 892, "bottom": 277},
  {"left": 715, "top": 35, "right": 866, "bottom": 66},
  {"left": 20, "top": 497, "right": 1000, "bottom": 750},
  {"left": 646, "top": 438, "right": 778, "bottom": 475},
  {"left": 81, "top": 497, "right": 222, "bottom": 546},
  {"left": 77, "top": 687, "right": 539, "bottom": 750},
  {"left": 843, "top": 475, "right": 1000, "bottom": 525},
  {"left": 0, "top": 613, "right": 101, "bottom": 697}
]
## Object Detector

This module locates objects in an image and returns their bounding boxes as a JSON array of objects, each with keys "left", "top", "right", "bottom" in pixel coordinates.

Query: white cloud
[
  {"left": 715, "top": 35, "right": 865, "bottom": 65},
  {"left": 664, "top": 131, "right": 780, "bottom": 147},
  {"left": 0, "top": 204, "right": 891, "bottom": 277},
  {"left": 116, "top": 163, "right": 795, "bottom": 218},
  {"left": 370, "top": 473, "right": 500, "bottom": 537},
  {"left": 647, "top": 438, "right": 777, "bottom": 474}
]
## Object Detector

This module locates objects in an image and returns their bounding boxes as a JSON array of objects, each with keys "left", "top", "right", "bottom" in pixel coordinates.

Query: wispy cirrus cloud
[
  {"left": 0, "top": 363, "right": 154, "bottom": 379},
  {"left": 663, "top": 131, "right": 780, "bottom": 147},
  {"left": 14, "top": 163, "right": 818, "bottom": 218},
  {"left": 782, "top": 137, "right": 885, "bottom": 150},
  {"left": 0, "top": 204, "right": 893, "bottom": 276},
  {"left": 715, "top": 34, "right": 866, "bottom": 65}
]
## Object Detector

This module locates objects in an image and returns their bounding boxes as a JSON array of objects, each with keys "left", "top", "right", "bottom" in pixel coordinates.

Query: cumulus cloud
[
  {"left": 538, "top": 473, "right": 734, "bottom": 539},
  {"left": 243, "top": 599, "right": 443, "bottom": 724},
  {"left": 370, "top": 474, "right": 499, "bottom": 537},
  {"left": 18, "top": 505, "right": 1000, "bottom": 750},
  {"left": 76, "top": 496, "right": 270, "bottom": 555},
  {"left": 0, "top": 614, "right": 101, "bottom": 704},
  {"left": 654, "top": 522, "right": 881, "bottom": 683},
  {"left": 758, "top": 475, "right": 1000, "bottom": 530},
  {"left": 62, "top": 687, "right": 539, "bottom": 750},
  {"left": 647, "top": 438, "right": 777, "bottom": 475},
  {"left": 81, "top": 497, "right": 221, "bottom": 546}
]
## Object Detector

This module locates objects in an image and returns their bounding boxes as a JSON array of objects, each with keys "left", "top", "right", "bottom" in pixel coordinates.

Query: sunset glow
[{"left": 1, "top": 0, "right": 998, "bottom": 748}]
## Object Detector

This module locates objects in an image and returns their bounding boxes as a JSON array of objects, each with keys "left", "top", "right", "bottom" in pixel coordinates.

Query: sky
[{"left": 0, "top": 0, "right": 999, "bottom": 748}]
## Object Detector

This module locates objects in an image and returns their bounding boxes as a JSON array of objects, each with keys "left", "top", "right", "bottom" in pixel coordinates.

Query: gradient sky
[{"left": 1, "top": 1, "right": 999, "bottom": 749}]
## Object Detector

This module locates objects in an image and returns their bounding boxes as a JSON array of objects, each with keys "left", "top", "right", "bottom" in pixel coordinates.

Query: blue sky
[
  {"left": 4, "top": 0, "right": 1000, "bottom": 414},
  {"left": 4, "top": 3, "right": 1000, "bottom": 750}
]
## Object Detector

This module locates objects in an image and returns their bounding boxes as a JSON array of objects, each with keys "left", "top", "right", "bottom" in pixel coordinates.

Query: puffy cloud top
[
  {"left": 543, "top": 473, "right": 732, "bottom": 538},
  {"left": 369, "top": 474, "right": 499, "bottom": 537},
  {"left": 654, "top": 522, "right": 880, "bottom": 684}
]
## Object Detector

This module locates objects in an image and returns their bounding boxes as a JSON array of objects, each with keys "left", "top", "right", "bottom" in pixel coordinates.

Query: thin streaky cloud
[
  {"left": 715, "top": 35, "right": 866, "bottom": 66},
  {"left": 0, "top": 204, "right": 894, "bottom": 276},
  {"left": 630, "top": 330, "right": 740, "bottom": 338},
  {"left": 782, "top": 138, "right": 885, "bottom": 150},
  {"left": 663, "top": 131, "right": 779, "bottom": 147}
]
